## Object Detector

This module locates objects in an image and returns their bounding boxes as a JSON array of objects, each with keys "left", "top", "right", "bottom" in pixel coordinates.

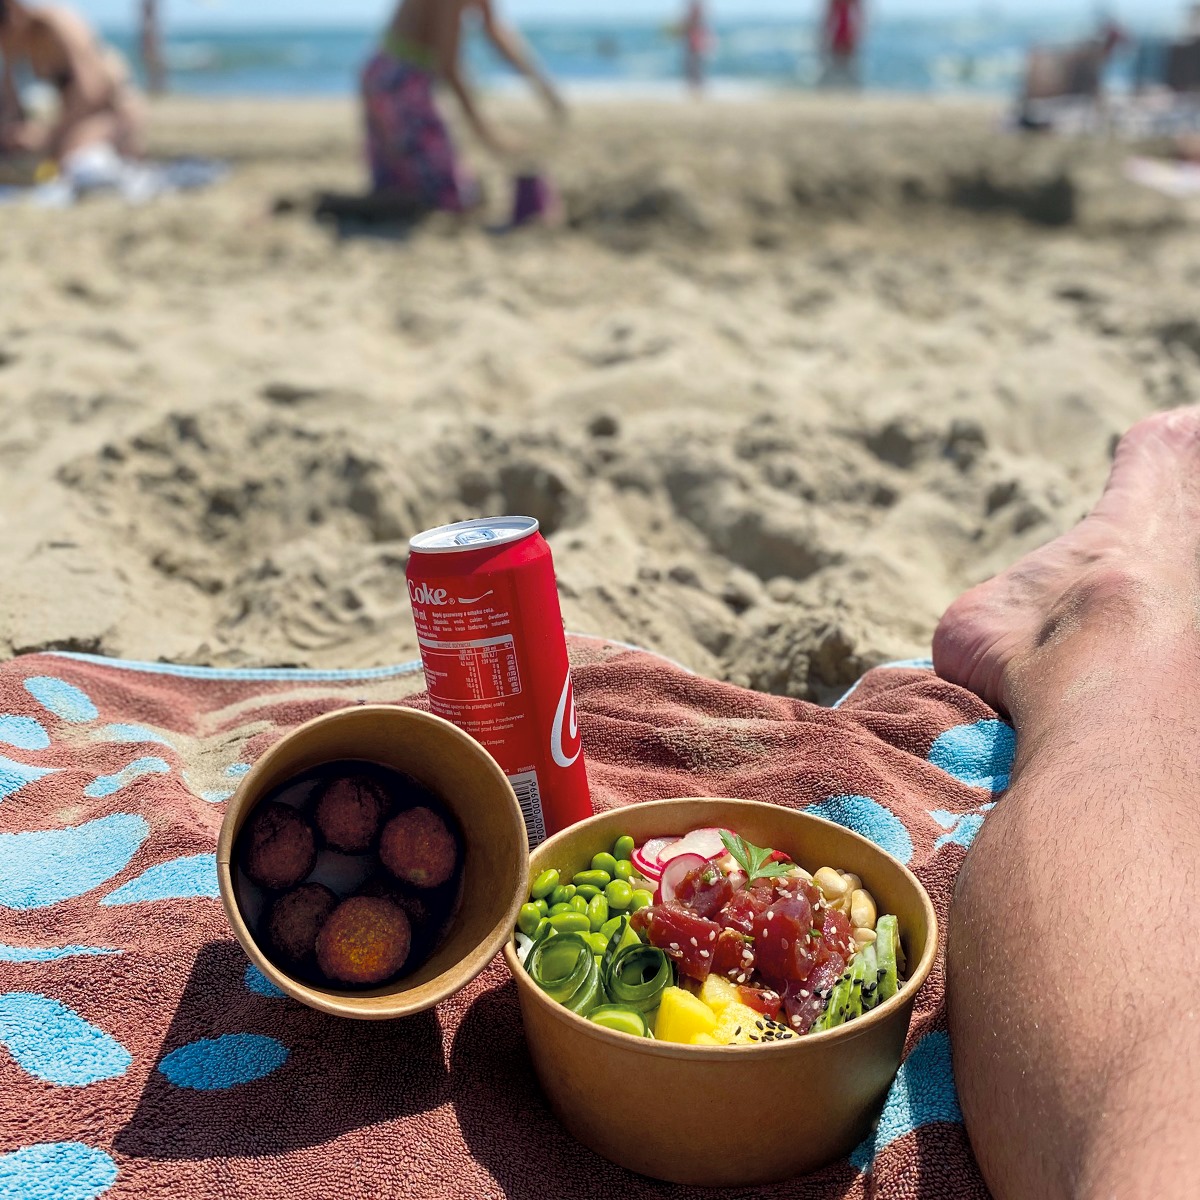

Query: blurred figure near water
[
  {"left": 0, "top": 0, "right": 144, "bottom": 164},
  {"left": 139, "top": 0, "right": 166, "bottom": 96},
  {"left": 361, "top": 0, "right": 565, "bottom": 215},
  {"left": 819, "top": 0, "right": 864, "bottom": 88},
  {"left": 680, "top": 1, "right": 712, "bottom": 95},
  {"left": 1017, "top": 20, "right": 1126, "bottom": 131}
]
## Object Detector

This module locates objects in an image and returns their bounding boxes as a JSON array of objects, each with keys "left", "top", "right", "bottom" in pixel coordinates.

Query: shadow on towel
[{"left": 114, "top": 941, "right": 448, "bottom": 1160}]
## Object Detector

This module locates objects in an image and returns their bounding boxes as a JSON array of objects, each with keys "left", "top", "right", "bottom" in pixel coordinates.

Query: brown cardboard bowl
[
  {"left": 218, "top": 704, "right": 529, "bottom": 1020},
  {"left": 503, "top": 797, "right": 937, "bottom": 1186}
]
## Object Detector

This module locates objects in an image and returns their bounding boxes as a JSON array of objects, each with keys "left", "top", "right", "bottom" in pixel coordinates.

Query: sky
[{"left": 81, "top": 0, "right": 1183, "bottom": 31}]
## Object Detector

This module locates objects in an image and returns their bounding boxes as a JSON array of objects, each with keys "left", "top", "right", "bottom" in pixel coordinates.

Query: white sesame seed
[
  {"left": 689, "top": 937, "right": 698, "bottom": 947},
  {"left": 669, "top": 942, "right": 680, "bottom": 951},
  {"left": 799, "top": 989, "right": 810, "bottom": 998},
  {"left": 700, "top": 949, "right": 710, "bottom": 958},
  {"left": 709, "top": 930, "right": 716, "bottom": 941},
  {"left": 782, "top": 939, "right": 789, "bottom": 949},
  {"left": 766, "top": 910, "right": 775, "bottom": 921}
]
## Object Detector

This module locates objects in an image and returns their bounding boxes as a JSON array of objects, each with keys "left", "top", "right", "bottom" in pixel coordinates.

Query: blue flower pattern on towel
[
  {"left": 928, "top": 719, "right": 1016, "bottom": 792},
  {"left": 158, "top": 1033, "right": 289, "bottom": 1090},
  {"left": 0, "top": 714, "right": 50, "bottom": 751},
  {"left": 850, "top": 1031, "right": 963, "bottom": 1172},
  {"left": 83, "top": 756, "right": 172, "bottom": 799},
  {"left": 0, "top": 1142, "right": 118, "bottom": 1200},
  {"left": 0, "top": 814, "right": 150, "bottom": 910},
  {"left": 0, "top": 993, "right": 131, "bottom": 1086},
  {"left": 101, "top": 854, "right": 219, "bottom": 906},
  {"left": 805, "top": 794, "right": 914, "bottom": 864},
  {"left": 244, "top": 963, "right": 287, "bottom": 999},
  {"left": 0, "top": 944, "right": 120, "bottom": 963},
  {"left": 0, "top": 754, "right": 58, "bottom": 804},
  {"left": 23, "top": 677, "right": 99, "bottom": 724}
]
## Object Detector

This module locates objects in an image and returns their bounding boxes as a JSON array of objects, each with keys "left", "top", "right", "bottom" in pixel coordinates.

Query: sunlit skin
[
  {"left": 383, "top": 0, "right": 565, "bottom": 158},
  {"left": 936, "top": 408, "right": 1200, "bottom": 1199},
  {"left": 0, "top": 0, "right": 144, "bottom": 162}
]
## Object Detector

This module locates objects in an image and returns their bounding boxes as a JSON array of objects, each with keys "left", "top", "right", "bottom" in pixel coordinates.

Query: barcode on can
[{"left": 508, "top": 769, "right": 547, "bottom": 849}]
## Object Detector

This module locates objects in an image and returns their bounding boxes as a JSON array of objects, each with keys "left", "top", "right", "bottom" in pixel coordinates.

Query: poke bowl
[
  {"left": 217, "top": 704, "right": 529, "bottom": 1020},
  {"left": 502, "top": 797, "right": 937, "bottom": 1186}
]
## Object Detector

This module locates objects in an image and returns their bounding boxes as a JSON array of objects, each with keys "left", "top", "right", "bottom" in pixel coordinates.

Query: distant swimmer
[
  {"left": 361, "top": 0, "right": 565, "bottom": 214},
  {"left": 819, "top": 0, "right": 864, "bottom": 89},
  {"left": 0, "top": 0, "right": 145, "bottom": 164},
  {"left": 681, "top": 0, "right": 713, "bottom": 95}
]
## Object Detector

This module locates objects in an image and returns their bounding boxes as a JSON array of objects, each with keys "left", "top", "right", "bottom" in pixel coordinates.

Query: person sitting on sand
[
  {"left": 361, "top": 0, "right": 565, "bottom": 213},
  {"left": 0, "top": 0, "right": 144, "bottom": 165}
]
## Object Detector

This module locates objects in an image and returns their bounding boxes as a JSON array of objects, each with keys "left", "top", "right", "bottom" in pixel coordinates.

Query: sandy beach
[{"left": 1, "top": 92, "right": 1197, "bottom": 699}]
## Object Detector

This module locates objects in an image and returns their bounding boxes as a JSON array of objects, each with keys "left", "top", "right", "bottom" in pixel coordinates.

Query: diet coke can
[{"left": 406, "top": 516, "right": 592, "bottom": 847}]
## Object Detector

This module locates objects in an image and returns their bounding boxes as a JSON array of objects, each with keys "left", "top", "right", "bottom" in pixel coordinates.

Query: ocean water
[{"left": 101, "top": 15, "right": 1165, "bottom": 99}]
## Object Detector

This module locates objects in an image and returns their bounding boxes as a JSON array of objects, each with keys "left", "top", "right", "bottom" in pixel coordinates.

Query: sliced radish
[
  {"left": 631, "top": 847, "right": 663, "bottom": 882},
  {"left": 641, "top": 836, "right": 676, "bottom": 863},
  {"left": 659, "top": 827, "right": 729, "bottom": 864},
  {"left": 656, "top": 853, "right": 709, "bottom": 904}
]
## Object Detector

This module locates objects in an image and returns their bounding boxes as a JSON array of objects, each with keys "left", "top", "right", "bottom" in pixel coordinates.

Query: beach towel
[{"left": 0, "top": 637, "right": 1012, "bottom": 1199}]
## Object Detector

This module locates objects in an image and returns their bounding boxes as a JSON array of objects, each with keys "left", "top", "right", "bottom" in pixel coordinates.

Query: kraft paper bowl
[
  {"left": 218, "top": 704, "right": 529, "bottom": 1020},
  {"left": 503, "top": 797, "right": 937, "bottom": 1186}
]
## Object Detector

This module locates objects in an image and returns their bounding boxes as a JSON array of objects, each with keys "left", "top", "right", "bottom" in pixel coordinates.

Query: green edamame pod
[
  {"left": 574, "top": 884, "right": 602, "bottom": 900},
  {"left": 591, "top": 852, "right": 619, "bottom": 878},
  {"left": 530, "top": 869, "right": 560, "bottom": 900},
  {"left": 599, "top": 915, "right": 623, "bottom": 939},
  {"left": 629, "top": 888, "right": 654, "bottom": 912},
  {"left": 549, "top": 912, "right": 591, "bottom": 934},
  {"left": 569, "top": 895, "right": 589, "bottom": 914},
  {"left": 587, "top": 894, "right": 610, "bottom": 932},
  {"left": 517, "top": 903, "right": 542, "bottom": 936},
  {"left": 613, "top": 859, "right": 636, "bottom": 882},
  {"left": 533, "top": 898, "right": 549, "bottom": 918},
  {"left": 613, "top": 835, "right": 636, "bottom": 861},
  {"left": 605, "top": 880, "right": 633, "bottom": 912},
  {"left": 573, "top": 869, "right": 611, "bottom": 889}
]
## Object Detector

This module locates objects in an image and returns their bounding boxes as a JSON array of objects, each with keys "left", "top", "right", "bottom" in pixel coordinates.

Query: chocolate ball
[
  {"left": 315, "top": 774, "right": 386, "bottom": 854},
  {"left": 316, "top": 896, "right": 412, "bottom": 986},
  {"left": 380, "top": 806, "right": 458, "bottom": 889},
  {"left": 241, "top": 802, "right": 317, "bottom": 890},
  {"left": 266, "top": 882, "right": 338, "bottom": 966}
]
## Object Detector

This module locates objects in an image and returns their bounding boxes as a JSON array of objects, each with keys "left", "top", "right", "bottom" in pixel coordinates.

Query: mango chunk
[
  {"left": 712, "top": 999, "right": 794, "bottom": 1046},
  {"left": 655, "top": 986, "right": 718, "bottom": 1044},
  {"left": 698, "top": 974, "right": 739, "bottom": 1014},
  {"left": 690, "top": 1033, "right": 721, "bottom": 1046}
]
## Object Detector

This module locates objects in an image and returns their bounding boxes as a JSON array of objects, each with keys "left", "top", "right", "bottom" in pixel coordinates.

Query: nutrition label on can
[{"left": 415, "top": 633, "right": 522, "bottom": 704}]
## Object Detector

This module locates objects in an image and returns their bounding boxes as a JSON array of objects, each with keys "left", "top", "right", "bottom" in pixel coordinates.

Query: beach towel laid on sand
[{"left": 0, "top": 637, "right": 1014, "bottom": 1199}]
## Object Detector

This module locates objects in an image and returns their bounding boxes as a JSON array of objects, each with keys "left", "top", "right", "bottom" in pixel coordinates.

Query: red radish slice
[
  {"left": 656, "top": 853, "right": 709, "bottom": 904},
  {"left": 631, "top": 836, "right": 676, "bottom": 881},
  {"left": 659, "top": 827, "right": 728, "bottom": 864},
  {"left": 631, "top": 847, "right": 664, "bottom": 882}
]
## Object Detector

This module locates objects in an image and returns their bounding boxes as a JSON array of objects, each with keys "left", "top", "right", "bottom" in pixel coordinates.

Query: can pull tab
[{"left": 453, "top": 528, "right": 497, "bottom": 547}]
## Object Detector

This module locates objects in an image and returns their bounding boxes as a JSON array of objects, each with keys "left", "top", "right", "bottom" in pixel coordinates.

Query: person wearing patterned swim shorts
[{"left": 362, "top": 0, "right": 565, "bottom": 213}]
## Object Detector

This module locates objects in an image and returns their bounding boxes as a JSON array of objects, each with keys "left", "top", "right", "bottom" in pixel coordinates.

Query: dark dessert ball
[
  {"left": 380, "top": 806, "right": 458, "bottom": 889},
  {"left": 242, "top": 802, "right": 317, "bottom": 890},
  {"left": 316, "top": 896, "right": 412, "bottom": 986},
  {"left": 267, "top": 883, "right": 338, "bottom": 966},
  {"left": 315, "top": 774, "right": 386, "bottom": 854}
]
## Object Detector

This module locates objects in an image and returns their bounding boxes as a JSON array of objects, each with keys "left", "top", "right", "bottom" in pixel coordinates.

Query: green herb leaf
[{"left": 719, "top": 829, "right": 794, "bottom": 885}]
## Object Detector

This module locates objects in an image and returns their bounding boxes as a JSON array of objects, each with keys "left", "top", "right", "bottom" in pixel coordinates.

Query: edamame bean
[
  {"left": 573, "top": 869, "right": 611, "bottom": 889},
  {"left": 532, "top": 917, "right": 550, "bottom": 941},
  {"left": 614, "top": 859, "right": 636, "bottom": 882},
  {"left": 629, "top": 888, "right": 654, "bottom": 912},
  {"left": 549, "top": 884, "right": 576, "bottom": 907},
  {"left": 574, "top": 883, "right": 601, "bottom": 900},
  {"left": 584, "top": 932, "right": 610, "bottom": 956},
  {"left": 591, "top": 852, "right": 619, "bottom": 877},
  {"left": 549, "top": 902, "right": 574, "bottom": 917},
  {"left": 530, "top": 869, "right": 560, "bottom": 900},
  {"left": 548, "top": 912, "right": 591, "bottom": 934},
  {"left": 605, "top": 880, "right": 633, "bottom": 912},
  {"left": 517, "top": 903, "right": 542, "bottom": 936},
  {"left": 613, "top": 835, "right": 636, "bottom": 860},
  {"left": 533, "top": 898, "right": 549, "bottom": 918},
  {"left": 599, "top": 916, "right": 623, "bottom": 939},
  {"left": 587, "top": 894, "right": 610, "bottom": 932},
  {"left": 569, "top": 895, "right": 589, "bottom": 914}
]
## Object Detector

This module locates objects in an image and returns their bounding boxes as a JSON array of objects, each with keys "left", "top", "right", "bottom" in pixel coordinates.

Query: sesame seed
[
  {"left": 799, "top": 989, "right": 810, "bottom": 998},
  {"left": 669, "top": 942, "right": 679, "bottom": 951},
  {"left": 782, "top": 939, "right": 789, "bottom": 949},
  {"left": 734, "top": 1026, "right": 741, "bottom": 1036},
  {"left": 766, "top": 910, "right": 775, "bottom": 920},
  {"left": 700, "top": 949, "right": 710, "bottom": 958},
  {"left": 709, "top": 930, "right": 716, "bottom": 941},
  {"left": 690, "top": 937, "right": 698, "bottom": 947}
]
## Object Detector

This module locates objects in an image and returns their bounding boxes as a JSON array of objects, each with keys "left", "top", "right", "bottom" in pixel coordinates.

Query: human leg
[{"left": 934, "top": 408, "right": 1200, "bottom": 1198}]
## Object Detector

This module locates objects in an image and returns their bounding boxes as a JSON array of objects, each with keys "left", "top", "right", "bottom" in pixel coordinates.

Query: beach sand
[{"left": 1, "top": 93, "right": 1198, "bottom": 700}]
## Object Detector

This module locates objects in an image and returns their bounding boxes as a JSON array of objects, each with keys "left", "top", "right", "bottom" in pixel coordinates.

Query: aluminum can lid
[{"left": 409, "top": 515, "right": 540, "bottom": 555}]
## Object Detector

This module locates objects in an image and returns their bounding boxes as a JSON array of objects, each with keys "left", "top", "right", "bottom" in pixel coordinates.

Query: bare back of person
[{"left": 387, "top": 0, "right": 479, "bottom": 74}]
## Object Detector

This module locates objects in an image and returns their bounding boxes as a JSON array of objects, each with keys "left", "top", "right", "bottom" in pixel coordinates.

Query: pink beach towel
[{"left": 0, "top": 637, "right": 1009, "bottom": 1199}]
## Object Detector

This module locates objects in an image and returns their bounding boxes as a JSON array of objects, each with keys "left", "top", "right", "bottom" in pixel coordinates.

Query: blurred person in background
[
  {"left": 0, "top": 0, "right": 144, "bottom": 164},
  {"left": 362, "top": 0, "right": 566, "bottom": 215},
  {"left": 819, "top": 0, "right": 864, "bottom": 88},
  {"left": 680, "top": 1, "right": 712, "bottom": 95},
  {"left": 140, "top": 0, "right": 166, "bottom": 96}
]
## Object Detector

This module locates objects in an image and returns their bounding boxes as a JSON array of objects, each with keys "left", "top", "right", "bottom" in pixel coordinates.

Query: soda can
[{"left": 406, "top": 516, "right": 593, "bottom": 846}]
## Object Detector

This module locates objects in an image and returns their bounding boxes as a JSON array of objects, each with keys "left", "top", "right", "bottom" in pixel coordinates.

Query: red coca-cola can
[{"left": 406, "top": 516, "right": 592, "bottom": 846}]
